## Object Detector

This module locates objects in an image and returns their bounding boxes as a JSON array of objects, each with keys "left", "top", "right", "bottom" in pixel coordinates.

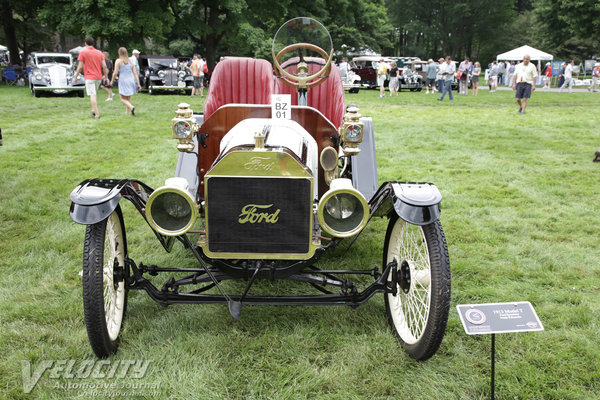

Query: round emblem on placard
[
  {"left": 465, "top": 309, "right": 486, "bottom": 325},
  {"left": 526, "top": 321, "right": 538, "bottom": 329}
]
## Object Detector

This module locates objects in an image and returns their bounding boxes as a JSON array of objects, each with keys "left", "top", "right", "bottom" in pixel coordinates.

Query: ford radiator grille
[{"left": 206, "top": 177, "right": 311, "bottom": 254}]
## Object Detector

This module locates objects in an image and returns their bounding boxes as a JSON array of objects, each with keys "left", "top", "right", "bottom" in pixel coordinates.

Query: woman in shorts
[
  {"left": 471, "top": 62, "right": 481, "bottom": 96},
  {"left": 388, "top": 61, "right": 399, "bottom": 96}
]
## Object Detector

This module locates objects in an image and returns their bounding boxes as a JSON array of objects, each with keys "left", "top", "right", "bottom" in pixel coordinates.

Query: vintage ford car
[
  {"left": 140, "top": 55, "right": 193, "bottom": 95},
  {"left": 27, "top": 52, "right": 84, "bottom": 97},
  {"left": 69, "top": 18, "right": 451, "bottom": 361}
]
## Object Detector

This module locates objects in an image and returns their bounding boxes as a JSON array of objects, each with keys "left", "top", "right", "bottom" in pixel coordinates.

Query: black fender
[
  {"left": 69, "top": 178, "right": 176, "bottom": 251},
  {"left": 369, "top": 181, "right": 442, "bottom": 226},
  {"left": 69, "top": 179, "right": 148, "bottom": 225}
]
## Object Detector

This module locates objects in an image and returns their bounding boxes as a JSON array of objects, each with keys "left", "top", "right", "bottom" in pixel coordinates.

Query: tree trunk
[{"left": 1, "top": 0, "right": 20, "bottom": 65}]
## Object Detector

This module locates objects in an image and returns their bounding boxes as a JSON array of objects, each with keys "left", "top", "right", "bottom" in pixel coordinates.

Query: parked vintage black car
[
  {"left": 70, "top": 18, "right": 451, "bottom": 362},
  {"left": 27, "top": 52, "right": 84, "bottom": 97},
  {"left": 140, "top": 55, "right": 193, "bottom": 95}
]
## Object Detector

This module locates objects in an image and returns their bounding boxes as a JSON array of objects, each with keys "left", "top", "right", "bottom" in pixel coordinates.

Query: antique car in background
[
  {"left": 140, "top": 55, "right": 193, "bottom": 95},
  {"left": 351, "top": 55, "right": 393, "bottom": 88},
  {"left": 398, "top": 60, "right": 426, "bottom": 92},
  {"left": 342, "top": 68, "right": 361, "bottom": 93},
  {"left": 69, "top": 18, "right": 451, "bottom": 361},
  {"left": 28, "top": 52, "right": 84, "bottom": 97}
]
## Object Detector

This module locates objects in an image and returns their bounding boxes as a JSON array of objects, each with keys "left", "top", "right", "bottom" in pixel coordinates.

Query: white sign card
[
  {"left": 457, "top": 301, "right": 544, "bottom": 335},
  {"left": 271, "top": 94, "right": 291, "bottom": 119}
]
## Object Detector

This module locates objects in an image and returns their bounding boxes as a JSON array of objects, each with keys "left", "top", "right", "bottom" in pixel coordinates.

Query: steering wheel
[{"left": 273, "top": 43, "right": 333, "bottom": 90}]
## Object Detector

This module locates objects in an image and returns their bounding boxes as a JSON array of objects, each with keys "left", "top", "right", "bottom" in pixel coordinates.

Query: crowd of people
[
  {"left": 74, "top": 37, "right": 142, "bottom": 119},
  {"left": 71, "top": 37, "right": 208, "bottom": 119}
]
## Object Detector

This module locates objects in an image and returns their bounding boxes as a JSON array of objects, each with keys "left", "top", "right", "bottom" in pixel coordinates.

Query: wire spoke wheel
[
  {"left": 383, "top": 215, "right": 450, "bottom": 361},
  {"left": 82, "top": 206, "right": 128, "bottom": 358}
]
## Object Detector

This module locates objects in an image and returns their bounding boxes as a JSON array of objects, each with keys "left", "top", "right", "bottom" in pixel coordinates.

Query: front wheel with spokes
[
  {"left": 383, "top": 215, "right": 450, "bottom": 361},
  {"left": 82, "top": 206, "right": 128, "bottom": 358}
]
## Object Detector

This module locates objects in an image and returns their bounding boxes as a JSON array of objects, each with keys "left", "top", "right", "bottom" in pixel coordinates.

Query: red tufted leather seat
[
  {"left": 274, "top": 60, "right": 345, "bottom": 129},
  {"left": 203, "top": 58, "right": 275, "bottom": 120}
]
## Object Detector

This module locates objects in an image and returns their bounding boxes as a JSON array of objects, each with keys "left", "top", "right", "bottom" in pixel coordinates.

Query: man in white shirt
[
  {"left": 559, "top": 60, "right": 574, "bottom": 93},
  {"left": 437, "top": 56, "right": 456, "bottom": 101},
  {"left": 511, "top": 54, "right": 538, "bottom": 114},
  {"left": 130, "top": 49, "right": 140, "bottom": 84}
]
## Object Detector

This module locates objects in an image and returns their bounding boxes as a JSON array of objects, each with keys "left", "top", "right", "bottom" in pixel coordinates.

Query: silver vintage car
[{"left": 28, "top": 52, "right": 84, "bottom": 97}]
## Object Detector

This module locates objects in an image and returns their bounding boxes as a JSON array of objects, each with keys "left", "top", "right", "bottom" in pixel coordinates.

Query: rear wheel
[
  {"left": 82, "top": 206, "right": 128, "bottom": 358},
  {"left": 383, "top": 215, "right": 450, "bottom": 361}
]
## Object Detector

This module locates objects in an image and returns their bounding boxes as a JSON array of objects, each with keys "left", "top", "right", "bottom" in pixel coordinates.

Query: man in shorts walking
[
  {"left": 512, "top": 54, "right": 537, "bottom": 114},
  {"left": 190, "top": 54, "right": 205, "bottom": 97},
  {"left": 74, "top": 37, "right": 108, "bottom": 119}
]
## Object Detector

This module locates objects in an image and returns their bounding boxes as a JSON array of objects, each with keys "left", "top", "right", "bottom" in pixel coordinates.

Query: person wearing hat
[
  {"left": 129, "top": 49, "right": 141, "bottom": 84},
  {"left": 588, "top": 62, "right": 599, "bottom": 92},
  {"left": 543, "top": 62, "right": 552, "bottom": 89}
]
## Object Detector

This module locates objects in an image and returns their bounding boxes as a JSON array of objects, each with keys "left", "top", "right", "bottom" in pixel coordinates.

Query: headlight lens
[
  {"left": 173, "top": 120, "right": 192, "bottom": 138},
  {"left": 178, "top": 71, "right": 185, "bottom": 78},
  {"left": 158, "top": 70, "right": 165, "bottom": 78},
  {"left": 325, "top": 194, "right": 356, "bottom": 219},
  {"left": 344, "top": 123, "right": 363, "bottom": 143},
  {"left": 317, "top": 179, "right": 369, "bottom": 238},
  {"left": 146, "top": 182, "right": 197, "bottom": 236},
  {"left": 35, "top": 73, "right": 43, "bottom": 80}
]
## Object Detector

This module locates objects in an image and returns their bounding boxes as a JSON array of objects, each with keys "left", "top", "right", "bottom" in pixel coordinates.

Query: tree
[
  {"left": 1, "top": 0, "right": 53, "bottom": 65},
  {"left": 533, "top": 0, "right": 600, "bottom": 58},
  {"left": 386, "top": 0, "right": 514, "bottom": 62},
  {"left": 39, "top": 0, "right": 174, "bottom": 55}
]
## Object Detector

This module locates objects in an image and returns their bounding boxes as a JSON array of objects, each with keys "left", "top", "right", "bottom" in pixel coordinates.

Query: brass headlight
[
  {"left": 146, "top": 177, "right": 198, "bottom": 236},
  {"left": 340, "top": 106, "right": 364, "bottom": 156},
  {"left": 171, "top": 103, "right": 198, "bottom": 152},
  {"left": 317, "top": 178, "right": 369, "bottom": 238}
]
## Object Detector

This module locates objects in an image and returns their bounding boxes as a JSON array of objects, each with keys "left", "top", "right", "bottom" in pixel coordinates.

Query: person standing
[
  {"left": 190, "top": 54, "right": 206, "bottom": 97},
  {"left": 377, "top": 58, "right": 388, "bottom": 98},
  {"left": 338, "top": 57, "right": 349, "bottom": 82},
  {"left": 130, "top": 49, "right": 141, "bottom": 84},
  {"left": 559, "top": 60, "right": 575, "bottom": 93},
  {"left": 436, "top": 57, "right": 444, "bottom": 93},
  {"left": 588, "top": 62, "right": 599, "bottom": 92},
  {"left": 496, "top": 60, "right": 505, "bottom": 85},
  {"left": 506, "top": 61, "right": 516, "bottom": 89},
  {"left": 388, "top": 61, "right": 399, "bottom": 96},
  {"left": 100, "top": 51, "right": 114, "bottom": 101},
  {"left": 558, "top": 63, "right": 566, "bottom": 88},
  {"left": 512, "top": 54, "right": 538, "bottom": 114},
  {"left": 437, "top": 56, "right": 455, "bottom": 101},
  {"left": 489, "top": 61, "right": 498, "bottom": 92},
  {"left": 110, "top": 47, "right": 141, "bottom": 116},
  {"left": 425, "top": 59, "right": 437, "bottom": 94},
  {"left": 73, "top": 37, "right": 108, "bottom": 119},
  {"left": 543, "top": 63, "right": 552, "bottom": 89},
  {"left": 458, "top": 57, "right": 472, "bottom": 95},
  {"left": 471, "top": 62, "right": 481, "bottom": 96}
]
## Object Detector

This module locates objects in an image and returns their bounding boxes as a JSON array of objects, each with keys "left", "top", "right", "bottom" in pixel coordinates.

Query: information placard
[
  {"left": 457, "top": 301, "right": 543, "bottom": 335},
  {"left": 271, "top": 94, "right": 291, "bottom": 119}
]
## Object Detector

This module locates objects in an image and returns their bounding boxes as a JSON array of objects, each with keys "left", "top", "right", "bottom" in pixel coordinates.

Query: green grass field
[{"left": 1, "top": 85, "right": 599, "bottom": 400}]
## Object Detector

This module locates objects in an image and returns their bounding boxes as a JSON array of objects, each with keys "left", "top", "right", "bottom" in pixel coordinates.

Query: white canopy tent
[
  {"left": 497, "top": 45, "right": 553, "bottom": 84},
  {"left": 0, "top": 44, "right": 7, "bottom": 51}
]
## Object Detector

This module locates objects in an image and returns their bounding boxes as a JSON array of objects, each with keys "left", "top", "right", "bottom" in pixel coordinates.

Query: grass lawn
[{"left": 1, "top": 84, "right": 599, "bottom": 400}]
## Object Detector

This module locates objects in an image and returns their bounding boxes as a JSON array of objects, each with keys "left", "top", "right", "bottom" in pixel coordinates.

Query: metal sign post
[{"left": 457, "top": 302, "right": 544, "bottom": 399}]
